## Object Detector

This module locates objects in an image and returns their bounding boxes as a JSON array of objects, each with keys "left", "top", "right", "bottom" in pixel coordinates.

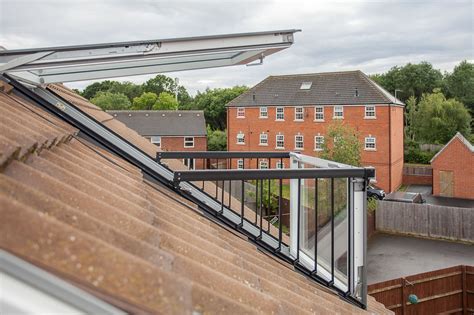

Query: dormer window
[{"left": 300, "top": 82, "right": 312, "bottom": 90}]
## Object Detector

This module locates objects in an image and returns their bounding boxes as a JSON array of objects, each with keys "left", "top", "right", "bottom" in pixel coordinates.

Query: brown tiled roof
[{"left": 0, "top": 84, "right": 391, "bottom": 314}]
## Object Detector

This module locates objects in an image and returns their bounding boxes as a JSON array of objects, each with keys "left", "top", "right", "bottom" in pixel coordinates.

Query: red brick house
[
  {"left": 226, "top": 71, "right": 404, "bottom": 192},
  {"left": 431, "top": 132, "right": 474, "bottom": 199},
  {"left": 108, "top": 110, "right": 207, "bottom": 169}
]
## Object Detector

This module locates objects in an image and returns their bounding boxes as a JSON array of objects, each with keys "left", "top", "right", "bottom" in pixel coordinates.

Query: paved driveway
[
  {"left": 405, "top": 185, "right": 474, "bottom": 208},
  {"left": 367, "top": 233, "right": 474, "bottom": 284}
]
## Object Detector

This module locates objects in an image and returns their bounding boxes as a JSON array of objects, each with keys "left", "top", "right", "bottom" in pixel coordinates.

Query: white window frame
[
  {"left": 364, "top": 136, "right": 376, "bottom": 151},
  {"left": 259, "top": 106, "right": 268, "bottom": 118},
  {"left": 276, "top": 161, "right": 284, "bottom": 169},
  {"left": 150, "top": 136, "right": 161, "bottom": 148},
  {"left": 295, "top": 134, "right": 304, "bottom": 150},
  {"left": 184, "top": 137, "right": 194, "bottom": 148},
  {"left": 237, "top": 107, "right": 245, "bottom": 118},
  {"left": 275, "top": 134, "right": 285, "bottom": 149},
  {"left": 259, "top": 133, "right": 268, "bottom": 146},
  {"left": 276, "top": 107, "right": 285, "bottom": 121},
  {"left": 365, "top": 105, "right": 376, "bottom": 119},
  {"left": 236, "top": 132, "right": 245, "bottom": 145},
  {"left": 333, "top": 105, "right": 344, "bottom": 119},
  {"left": 314, "top": 135, "right": 324, "bottom": 151},
  {"left": 237, "top": 159, "right": 244, "bottom": 170},
  {"left": 314, "top": 106, "right": 324, "bottom": 121},
  {"left": 259, "top": 159, "right": 269, "bottom": 169},
  {"left": 294, "top": 107, "right": 304, "bottom": 121}
]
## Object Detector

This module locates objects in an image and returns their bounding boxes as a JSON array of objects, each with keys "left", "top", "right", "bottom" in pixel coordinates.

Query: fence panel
[
  {"left": 369, "top": 265, "right": 472, "bottom": 315},
  {"left": 376, "top": 201, "right": 474, "bottom": 243}
]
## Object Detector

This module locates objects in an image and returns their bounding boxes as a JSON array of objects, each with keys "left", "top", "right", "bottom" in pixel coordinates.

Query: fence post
[
  {"left": 401, "top": 278, "right": 406, "bottom": 315},
  {"left": 462, "top": 265, "right": 467, "bottom": 315}
]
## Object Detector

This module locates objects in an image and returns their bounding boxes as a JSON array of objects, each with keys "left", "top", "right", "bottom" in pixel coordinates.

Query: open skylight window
[{"left": 300, "top": 81, "right": 312, "bottom": 90}]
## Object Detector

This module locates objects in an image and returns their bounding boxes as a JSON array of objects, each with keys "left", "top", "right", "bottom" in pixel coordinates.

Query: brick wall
[
  {"left": 431, "top": 137, "right": 474, "bottom": 199},
  {"left": 228, "top": 105, "right": 404, "bottom": 192},
  {"left": 146, "top": 136, "right": 207, "bottom": 169}
]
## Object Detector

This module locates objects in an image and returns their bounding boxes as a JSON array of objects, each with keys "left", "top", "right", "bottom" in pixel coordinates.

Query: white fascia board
[{"left": 0, "top": 30, "right": 299, "bottom": 84}]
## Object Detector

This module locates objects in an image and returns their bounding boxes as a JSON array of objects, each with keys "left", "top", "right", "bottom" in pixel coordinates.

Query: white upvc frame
[
  {"left": 364, "top": 106, "right": 376, "bottom": 119},
  {"left": 236, "top": 107, "right": 245, "bottom": 118},
  {"left": 364, "top": 136, "right": 376, "bottom": 151},
  {"left": 275, "top": 134, "right": 285, "bottom": 149},
  {"left": 276, "top": 107, "right": 285, "bottom": 121},
  {"left": 294, "top": 106, "right": 304, "bottom": 121},
  {"left": 314, "top": 106, "right": 324, "bottom": 122},
  {"left": 150, "top": 135, "right": 161, "bottom": 147},
  {"left": 295, "top": 134, "right": 304, "bottom": 150},
  {"left": 288, "top": 153, "right": 369, "bottom": 303},
  {"left": 0, "top": 30, "right": 299, "bottom": 85},
  {"left": 333, "top": 105, "right": 344, "bottom": 119},
  {"left": 184, "top": 136, "right": 194, "bottom": 148},
  {"left": 259, "top": 133, "right": 268, "bottom": 146},
  {"left": 237, "top": 159, "right": 244, "bottom": 169},
  {"left": 259, "top": 106, "right": 268, "bottom": 118},
  {"left": 314, "top": 135, "right": 324, "bottom": 151},
  {"left": 259, "top": 159, "right": 269, "bottom": 169},
  {"left": 236, "top": 132, "right": 245, "bottom": 145}
]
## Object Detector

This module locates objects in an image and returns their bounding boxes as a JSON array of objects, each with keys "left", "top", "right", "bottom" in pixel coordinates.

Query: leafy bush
[
  {"left": 367, "top": 197, "right": 377, "bottom": 213},
  {"left": 404, "top": 148, "right": 436, "bottom": 164}
]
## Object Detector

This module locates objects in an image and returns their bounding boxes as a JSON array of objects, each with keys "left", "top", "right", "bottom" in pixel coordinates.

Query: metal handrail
[{"left": 157, "top": 151, "right": 295, "bottom": 160}]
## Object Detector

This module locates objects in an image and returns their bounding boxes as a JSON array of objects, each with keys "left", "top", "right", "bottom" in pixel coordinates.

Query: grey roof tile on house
[
  {"left": 227, "top": 70, "right": 404, "bottom": 107},
  {"left": 107, "top": 110, "right": 207, "bottom": 137}
]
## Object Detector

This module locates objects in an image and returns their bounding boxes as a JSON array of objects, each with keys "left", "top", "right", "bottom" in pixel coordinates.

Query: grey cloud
[{"left": 0, "top": 0, "right": 472, "bottom": 94}]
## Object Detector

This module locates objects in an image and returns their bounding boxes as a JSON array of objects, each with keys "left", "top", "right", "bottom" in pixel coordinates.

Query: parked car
[
  {"left": 367, "top": 185, "right": 385, "bottom": 200},
  {"left": 383, "top": 191, "right": 425, "bottom": 204}
]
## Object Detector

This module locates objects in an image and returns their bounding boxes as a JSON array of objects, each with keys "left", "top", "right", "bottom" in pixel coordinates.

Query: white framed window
[
  {"left": 365, "top": 106, "right": 376, "bottom": 119},
  {"left": 295, "top": 134, "right": 304, "bottom": 149},
  {"left": 236, "top": 132, "right": 245, "bottom": 145},
  {"left": 333, "top": 105, "right": 344, "bottom": 119},
  {"left": 259, "top": 107, "right": 268, "bottom": 118},
  {"left": 237, "top": 107, "right": 245, "bottom": 118},
  {"left": 365, "top": 136, "right": 376, "bottom": 150},
  {"left": 314, "top": 106, "right": 324, "bottom": 121},
  {"left": 276, "top": 134, "right": 285, "bottom": 149},
  {"left": 259, "top": 159, "right": 268, "bottom": 169},
  {"left": 237, "top": 159, "right": 244, "bottom": 170},
  {"left": 183, "top": 158, "right": 195, "bottom": 170},
  {"left": 276, "top": 107, "right": 285, "bottom": 121},
  {"left": 276, "top": 161, "right": 285, "bottom": 169},
  {"left": 294, "top": 107, "right": 304, "bottom": 121},
  {"left": 150, "top": 136, "right": 161, "bottom": 147},
  {"left": 184, "top": 137, "right": 194, "bottom": 148},
  {"left": 259, "top": 133, "right": 268, "bottom": 146},
  {"left": 300, "top": 81, "right": 313, "bottom": 90},
  {"left": 314, "top": 135, "right": 324, "bottom": 151}
]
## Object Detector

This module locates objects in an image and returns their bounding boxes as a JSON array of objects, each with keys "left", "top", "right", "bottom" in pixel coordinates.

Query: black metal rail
[{"left": 157, "top": 151, "right": 294, "bottom": 160}]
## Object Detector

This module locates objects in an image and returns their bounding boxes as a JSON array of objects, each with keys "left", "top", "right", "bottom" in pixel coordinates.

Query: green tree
[
  {"left": 153, "top": 92, "right": 179, "bottom": 110},
  {"left": 371, "top": 62, "right": 443, "bottom": 102},
  {"left": 405, "top": 95, "right": 418, "bottom": 141},
  {"left": 444, "top": 60, "right": 474, "bottom": 113},
  {"left": 206, "top": 125, "right": 227, "bottom": 151},
  {"left": 191, "top": 86, "right": 249, "bottom": 130},
  {"left": 413, "top": 89, "right": 471, "bottom": 144},
  {"left": 320, "top": 121, "right": 361, "bottom": 166},
  {"left": 90, "top": 91, "right": 131, "bottom": 110},
  {"left": 81, "top": 81, "right": 117, "bottom": 99},
  {"left": 132, "top": 92, "right": 159, "bottom": 110}
]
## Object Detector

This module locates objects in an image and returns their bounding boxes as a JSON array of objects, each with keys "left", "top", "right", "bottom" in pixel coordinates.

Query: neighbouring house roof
[
  {"left": 227, "top": 70, "right": 404, "bottom": 107},
  {"left": 430, "top": 132, "right": 474, "bottom": 163},
  {"left": 0, "top": 81, "right": 391, "bottom": 314},
  {"left": 106, "top": 110, "right": 207, "bottom": 137}
]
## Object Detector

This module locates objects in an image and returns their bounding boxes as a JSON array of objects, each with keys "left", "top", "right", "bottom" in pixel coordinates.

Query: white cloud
[{"left": 1, "top": 0, "right": 472, "bottom": 94}]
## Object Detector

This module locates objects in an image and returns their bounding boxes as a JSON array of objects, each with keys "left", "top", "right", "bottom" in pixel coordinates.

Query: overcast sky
[{"left": 1, "top": 0, "right": 472, "bottom": 94}]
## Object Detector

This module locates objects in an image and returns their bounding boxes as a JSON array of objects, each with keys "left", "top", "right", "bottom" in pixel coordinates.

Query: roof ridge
[
  {"left": 267, "top": 70, "right": 362, "bottom": 78},
  {"left": 430, "top": 132, "right": 474, "bottom": 163}
]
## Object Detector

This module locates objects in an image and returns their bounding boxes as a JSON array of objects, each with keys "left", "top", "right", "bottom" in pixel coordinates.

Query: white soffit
[{"left": 0, "top": 30, "right": 300, "bottom": 85}]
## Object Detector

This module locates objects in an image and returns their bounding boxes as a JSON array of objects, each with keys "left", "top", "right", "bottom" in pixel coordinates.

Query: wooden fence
[
  {"left": 376, "top": 201, "right": 474, "bottom": 243},
  {"left": 368, "top": 265, "right": 474, "bottom": 315}
]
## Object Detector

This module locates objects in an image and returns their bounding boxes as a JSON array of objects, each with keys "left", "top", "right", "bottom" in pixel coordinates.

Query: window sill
[
  {"left": 314, "top": 149, "right": 323, "bottom": 152},
  {"left": 259, "top": 116, "right": 268, "bottom": 119},
  {"left": 294, "top": 119, "right": 304, "bottom": 122},
  {"left": 313, "top": 119, "right": 325, "bottom": 122},
  {"left": 275, "top": 147, "right": 285, "bottom": 150},
  {"left": 236, "top": 143, "right": 246, "bottom": 145},
  {"left": 333, "top": 116, "right": 344, "bottom": 119},
  {"left": 364, "top": 148, "right": 377, "bottom": 151},
  {"left": 259, "top": 143, "right": 269, "bottom": 146},
  {"left": 236, "top": 116, "right": 245, "bottom": 119},
  {"left": 295, "top": 147, "right": 304, "bottom": 150},
  {"left": 364, "top": 116, "right": 376, "bottom": 120},
  {"left": 184, "top": 146, "right": 194, "bottom": 149},
  {"left": 275, "top": 119, "right": 285, "bottom": 122}
]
